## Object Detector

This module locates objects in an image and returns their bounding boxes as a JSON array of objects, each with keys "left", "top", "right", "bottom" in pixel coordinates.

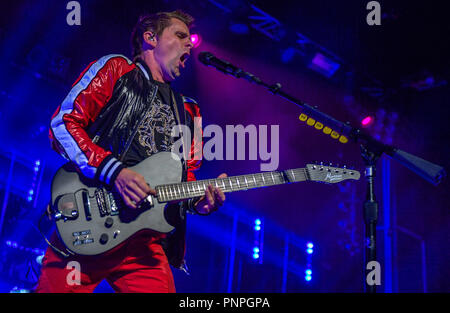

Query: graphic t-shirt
[{"left": 123, "top": 81, "right": 177, "bottom": 166}]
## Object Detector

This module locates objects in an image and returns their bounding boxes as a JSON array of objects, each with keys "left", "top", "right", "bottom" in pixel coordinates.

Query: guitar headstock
[{"left": 306, "top": 164, "right": 360, "bottom": 183}]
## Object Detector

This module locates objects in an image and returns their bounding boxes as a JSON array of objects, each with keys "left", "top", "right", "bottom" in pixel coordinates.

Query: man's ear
[{"left": 143, "top": 31, "right": 157, "bottom": 48}]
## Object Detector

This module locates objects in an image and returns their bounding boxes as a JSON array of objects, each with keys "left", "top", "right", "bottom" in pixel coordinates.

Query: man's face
[{"left": 153, "top": 18, "right": 193, "bottom": 82}]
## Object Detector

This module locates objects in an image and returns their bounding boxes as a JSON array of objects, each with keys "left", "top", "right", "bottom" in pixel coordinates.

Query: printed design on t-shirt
[{"left": 137, "top": 96, "right": 176, "bottom": 156}]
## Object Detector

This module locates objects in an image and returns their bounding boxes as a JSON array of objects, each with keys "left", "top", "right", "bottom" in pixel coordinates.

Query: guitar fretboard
[{"left": 156, "top": 168, "right": 308, "bottom": 203}]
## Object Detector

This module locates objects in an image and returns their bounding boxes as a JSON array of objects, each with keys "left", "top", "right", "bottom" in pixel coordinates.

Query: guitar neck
[{"left": 156, "top": 168, "right": 309, "bottom": 203}]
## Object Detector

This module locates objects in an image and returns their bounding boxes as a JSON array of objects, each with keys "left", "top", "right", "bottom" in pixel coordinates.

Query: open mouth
[{"left": 179, "top": 52, "right": 190, "bottom": 67}]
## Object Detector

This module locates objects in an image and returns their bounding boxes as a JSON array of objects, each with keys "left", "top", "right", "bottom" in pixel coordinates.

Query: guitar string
[
  {"left": 157, "top": 166, "right": 354, "bottom": 202},
  {"left": 157, "top": 168, "right": 311, "bottom": 202},
  {"left": 157, "top": 169, "right": 307, "bottom": 201}
]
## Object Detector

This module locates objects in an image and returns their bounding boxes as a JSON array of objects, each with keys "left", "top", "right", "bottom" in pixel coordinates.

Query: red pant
[{"left": 35, "top": 230, "right": 175, "bottom": 293}]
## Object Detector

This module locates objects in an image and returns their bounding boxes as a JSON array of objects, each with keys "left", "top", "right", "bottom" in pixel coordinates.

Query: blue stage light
[
  {"left": 306, "top": 248, "right": 313, "bottom": 254},
  {"left": 307, "top": 242, "right": 314, "bottom": 249},
  {"left": 305, "top": 269, "right": 312, "bottom": 276},
  {"left": 229, "top": 22, "right": 249, "bottom": 35},
  {"left": 281, "top": 47, "right": 296, "bottom": 63},
  {"left": 305, "top": 275, "right": 312, "bottom": 281},
  {"left": 252, "top": 218, "right": 263, "bottom": 262}
]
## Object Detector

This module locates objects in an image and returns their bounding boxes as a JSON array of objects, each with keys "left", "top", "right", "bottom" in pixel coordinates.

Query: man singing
[{"left": 36, "top": 10, "right": 226, "bottom": 293}]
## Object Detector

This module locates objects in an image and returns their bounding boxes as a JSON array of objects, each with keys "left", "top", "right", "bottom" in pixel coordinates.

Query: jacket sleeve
[
  {"left": 183, "top": 99, "right": 203, "bottom": 182},
  {"left": 49, "top": 54, "right": 135, "bottom": 187}
]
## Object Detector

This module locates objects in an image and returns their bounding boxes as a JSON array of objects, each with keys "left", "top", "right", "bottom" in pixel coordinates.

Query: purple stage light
[
  {"left": 361, "top": 116, "right": 374, "bottom": 127},
  {"left": 308, "top": 52, "right": 340, "bottom": 78},
  {"left": 190, "top": 34, "right": 202, "bottom": 48}
]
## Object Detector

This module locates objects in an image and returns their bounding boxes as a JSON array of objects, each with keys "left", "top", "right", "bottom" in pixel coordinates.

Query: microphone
[
  {"left": 198, "top": 52, "right": 261, "bottom": 84},
  {"left": 198, "top": 52, "right": 241, "bottom": 76}
]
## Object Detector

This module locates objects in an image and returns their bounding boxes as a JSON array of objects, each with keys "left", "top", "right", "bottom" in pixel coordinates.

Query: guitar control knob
[
  {"left": 99, "top": 233, "right": 109, "bottom": 245},
  {"left": 104, "top": 217, "right": 114, "bottom": 228}
]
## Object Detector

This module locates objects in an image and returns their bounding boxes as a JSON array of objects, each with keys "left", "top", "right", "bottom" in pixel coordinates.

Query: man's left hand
[{"left": 194, "top": 173, "right": 227, "bottom": 214}]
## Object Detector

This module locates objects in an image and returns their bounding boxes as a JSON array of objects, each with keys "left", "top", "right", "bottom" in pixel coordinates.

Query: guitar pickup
[
  {"left": 108, "top": 193, "right": 119, "bottom": 216},
  {"left": 81, "top": 190, "right": 92, "bottom": 221},
  {"left": 95, "top": 188, "right": 109, "bottom": 217}
]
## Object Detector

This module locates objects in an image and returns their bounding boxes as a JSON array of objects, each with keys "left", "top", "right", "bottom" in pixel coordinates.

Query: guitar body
[{"left": 52, "top": 152, "right": 182, "bottom": 256}]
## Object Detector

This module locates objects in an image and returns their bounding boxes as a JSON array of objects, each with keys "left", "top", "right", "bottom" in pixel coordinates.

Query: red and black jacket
[{"left": 49, "top": 54, "right": 203, "bottom": 268}]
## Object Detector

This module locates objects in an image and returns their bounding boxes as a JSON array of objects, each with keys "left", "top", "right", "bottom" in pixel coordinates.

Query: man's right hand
[{"left": 114, "top": 168, "right": 156, "bottom": 209}]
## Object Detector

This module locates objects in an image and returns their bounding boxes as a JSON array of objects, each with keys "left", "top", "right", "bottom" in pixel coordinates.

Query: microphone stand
[{"left": 207, "top": 60, "right": 446, "bottom": 293}]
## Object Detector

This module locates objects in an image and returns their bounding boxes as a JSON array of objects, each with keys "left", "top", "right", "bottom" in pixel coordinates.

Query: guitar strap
[{"left": 170, "top": 89, "right": 188, "bottom": 179}]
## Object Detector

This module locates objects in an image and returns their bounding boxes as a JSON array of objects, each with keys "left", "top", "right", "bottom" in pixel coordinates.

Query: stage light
[
  {"left": 281, "top": 47, "right": 296, "bottom": 64},
  {"left": 9, "top": 287, "right": 30, "bottom": 293},
  {"left": 305, "top": 275, "right": 312, "bottom": 281},
  {"left": 308, "top": 52, "right": 340, "bottom": 78},
  {"left": 307, "top": 242, "right": 314, "bottom": 249},
  {"left": 5, "top": 240, "right": 45, "bottom": 255},
  {"left": 229, "top": 22, "right": 249, "bottom": 35},
  {"left": 252, "top": 218, "right": 263, "bottom": 263},
  {"left": 190, "top": 34, "right": 202, "bottom": 48},
  {"left": 254, "top": 218, "right": 262, "bottom": 231},
  {"left": 305, "top": 269, "right": 312, "bottom": 276},
  {"left": 28, "top": 189, "right": 34, "bottom": 201},
  {"left": 361, "top": 116, "right": 374, "bottom": 127},
  {"left": 306, "top": 248, "right": 313, "bottom": 254}
]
